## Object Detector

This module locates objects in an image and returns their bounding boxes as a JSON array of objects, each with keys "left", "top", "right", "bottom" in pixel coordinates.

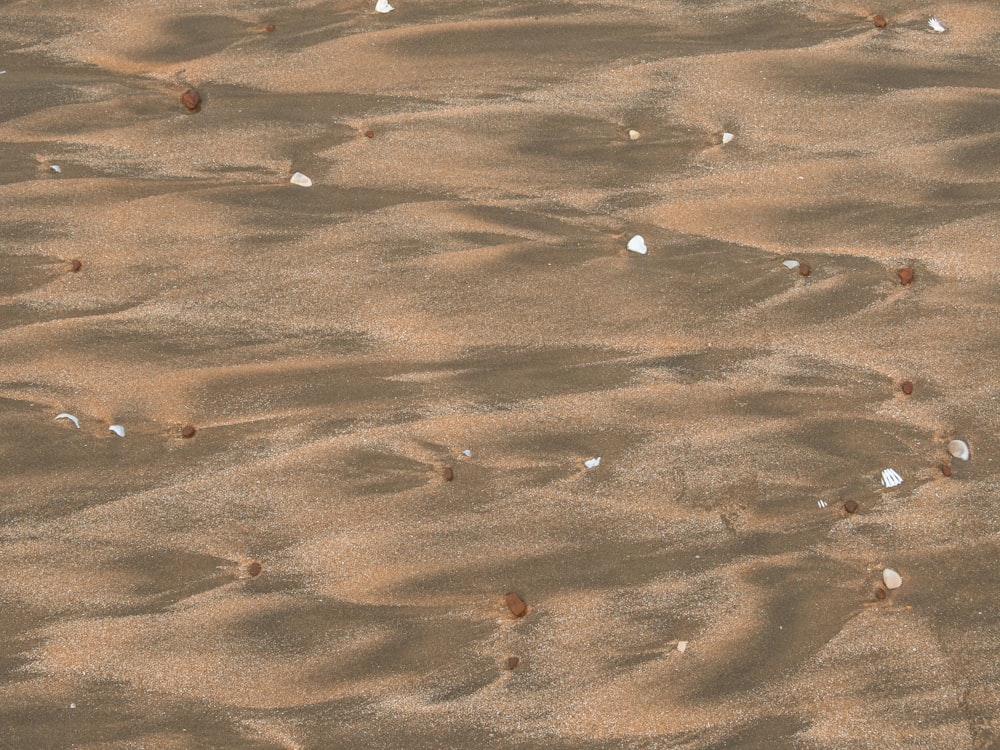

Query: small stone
[
  {"left": 676, "top": 641, "right": 688, "bottom": 653},
  {"left": 898, "top": 267, "right": 914, "bottom": 285},
  {"left": 364, "top": 129, "right": 375, "bottom": 138},
  {"left": 799, "top": 263, "right": 811, "bottom": 277},
  {"left": 181, "top": 425, "right": 197, "bottom": 439},
  {"left": 628, "top": 129, "right": 640, "bottom": 141},
  {"left": 873, "top": 15, "right": 888, "bottom": 28},
  {"left": 875, "top": 587, "right": 887, "bottom": 600},
  {"left": 506, "top": 656, "right": 520, "bottom": 670},
  {"left": 70, "top": 259, "right": 82, "bottom": 272},
  {"left": 245, "top": 561, "right": 262, "bottom": 577},
  {"left": 901, "top": 381, "right": 914, "bottom": 395},
  {"left": 441, "top": 466, "right": 454, "bottom": 481},
  {"left": 882, "top": 568, "right": 902, "bottom": 590},
  {"left": 181, "top": 88, "right": 202, "bottom": 112},
  {"left": 264, "top": 23, "right": 276, "bottom": 32},
  {"left": 844, "top": 500, "right": 859, "bottom": 514},
  {"left": 941, "top": 464, "right": 952, "bottom": 477},
  {"left": 504, "top": 591, "right": 527, "bottom": 617}
]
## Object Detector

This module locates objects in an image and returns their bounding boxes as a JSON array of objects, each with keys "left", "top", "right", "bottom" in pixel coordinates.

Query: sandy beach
[{"left": 1, "top": 1, "right": 998, "bottom": 747}]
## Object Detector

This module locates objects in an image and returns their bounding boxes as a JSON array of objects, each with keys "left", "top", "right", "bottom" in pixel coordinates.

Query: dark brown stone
[
  {"left": 70, "top": 259, "right": 82, "bottom": 273},
  {"left": 875, "top": 588, "right": 887, "bottom": 600},
  {"left": 441, "top": 466, "right": 454, "bottom": 481},
  {"left": 364, "top": 130, "right": 375, "bottom": 138},
  {"left": 901, "top": 381, "right": 914, "bottom": 395},
  {"left": 799, "top": 263, "right": 811, "bottom": 277},
  {"left": 264, "top": 23, "right": 276, "bottom": 32},
  {"left": 941, "top": 464, "right": 952, "bottom": 477},
  {"left": 873, "top": 15, "right": 888, "bottom": 28},
  {"left": 898, "top": 267, "right": 914, "bottom": 285},
  {"left": 246, "top": 561, "right": 262, "bottom": 577},
  {"left": 844, "top": 500, "right": 859, "bottom": 514},
  {"left": 181, "top": 88, "right": 202, "bottom": 112},
  {"left": 504, "top": 591, "right": 527, "bottom": 617},
  {"left": 506, "top": 656, "right": 520, "bottom": 670},
  {"left": 181, "top": 425, "right": 197, "bottom": 439}
]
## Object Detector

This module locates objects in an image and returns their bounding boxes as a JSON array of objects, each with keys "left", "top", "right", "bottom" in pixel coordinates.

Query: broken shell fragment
[
  {"left": 108, "top": 425, "right": 125, "bottom": 438},
  {"left": 375, "top": 0, "right": 394, "bottom": 12},
  {"left": 880, "top": 468, "right": 903, "bottom": 488},
  {"left": 50, "top": 164, "right": 61, "bottom": 174},
  {"left": 782, "top": 259, "right": 800, "bottom": 270},
  {"left": 290, "top": 172, "right": 312, "bottom": 187},
  {"left": 816, "top": 499, "right": 828, "bottom": 509},
  {"left": 721, "top": 132, "right": 734, "bottom": 144},
  {"left": 626, "top": 235, "right": 647, "bottom": 254},
  {"left": 948, "top": 439, "right": 970, "bottom": 461},
  {"left": 584, "top": 456, "right": 601, "bottom": 469},
  {"left": 628, "top": 129, "right": 641, "bottom": 141},
  {"left": 676, "top": 641, "right": 688, "bottom": 653},
  {"left": 882, "top": 568, "right": 902, "bottom": 589},
  {"left": 55, "top": 413, "right": 80, "bottom": 429},
  {"left": 928, "top": 17, "right": 946, "bottom": 33}
]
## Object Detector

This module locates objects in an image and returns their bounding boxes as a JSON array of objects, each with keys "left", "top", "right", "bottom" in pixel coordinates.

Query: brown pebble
[
  {"left": 898, "top": 266, "right": 914, "bottom": 285},
  {"left": 506, "top": 656, "right": 520, "bottom": 670},
  {"left": 873, "top": 15, "right": 888, "bottom": 28},
  {"left": 875, "top": 587, "right": 887, "bottom": 600},
  {"left": 364, "top": 129, "right": 375, "bottom": 139},
  {"left": 504, "top": 591, "right": 527, "bottom": 618},
  {"left": 901, "top": 381, "right": 914, "bottom": 395},
  {"left": 245, "top": 561, "right": 262, "bottom": 577},
  {"left": 799, "top": 263, "right": 811, "bottom": 277},
  {"left": 181, "top": 88, "right": 202, "bottom": 112},
  {"left": 181, "top": 424, "right": 197, "bottom": 439},
  {"left": 70, "top": 259, "right": 82, "bottom": 273},
  {"left": 264, "top": 23, "right": 276, "bottom": 32},
  {"left": 441, "top": 466, "right": 454, "bottom": 481},
  {"left": 941, "top": 464, "right": 952, "bottom": 477},
  {"left": 844, "top": 500, "right": 859, "bottom": 514}
]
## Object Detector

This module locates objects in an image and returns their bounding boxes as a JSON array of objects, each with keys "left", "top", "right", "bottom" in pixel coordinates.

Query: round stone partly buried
[{"left": 882, "top": 568, "right": 902, "bottom": 590}]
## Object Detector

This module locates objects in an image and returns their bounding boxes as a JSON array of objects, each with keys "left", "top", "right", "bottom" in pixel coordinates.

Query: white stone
[
  {"left": 882, "top": 568, "right": 902, "bottom": 589},
  {"left": 626, "top": 235, "right": 647, "bottom": 254},
  {"left": 948, "top": 439, "right": 970, "bottom": 461}
]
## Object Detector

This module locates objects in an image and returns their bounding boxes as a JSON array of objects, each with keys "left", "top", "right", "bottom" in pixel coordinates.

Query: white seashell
[
  {"left": 290, "top": 172, "right": 312, "bottom": 187},
  {"left": 928, "top": 17, "right": 946, "bottom": 33},
  {"left": 882, "top": 568, "right": 902, "bottom": 589},
  {"left": 584, "top": 457, "right": 601, "bottom": 469},
  {"left": 721, "top": 132, "right": 734, "bottom": 144},
  {"left": 55, "top": 413, "right": 80, "bottom": 429},
  {"left": 462, "top": 449, "right": 472, "bottom": 458},
  {"left": 626, "top": 235, "right": 647, "bottom": 254},
  {"left": 817, "top": 499, "right": 828, "bottom": 509},
  {"left": 50, "top": 165, "right": 61, "bottom": 174},
  {"left": 628, "top": 129, "right": 641, "bottom": 141},
  {"left": 782, "top": 259, "right": 800, "bottom": 270},
  {"left": 947, "top": 439, "right": 969, "bottom": 461},
  {"left": 676, "top": 641, "right": 688, "bottom": 653},
  {"left": 375, "top": 0, "right": 394, "bottom": 12},
  {"left": 881, "top": 468, "right": 903, "bottom": 488},
  {"left": 108, "top": 425, "right": 125, "bottom": 438}
]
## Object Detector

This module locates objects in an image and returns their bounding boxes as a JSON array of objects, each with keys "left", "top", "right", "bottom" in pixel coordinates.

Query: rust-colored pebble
[
  {"left": 504, "top": 591, "right": 527, "bottom": 618},
  {"left": 506, "top": 656, "right": 520, "bottom": 670},
  {"left": 245, "top": 561, "right": 262, "bottom": 577},
  {"left": 181, "top": 88, "right": 202, "bottom": 112},
  {"left": 799, "top": 263, "right": 811, "bottom": 277},
  {"left": 875, "top": 587, "right": 887, "bottom": 600},
  {"left": 898, "top": 267, "right": 914, "bottom": 285},
  {"left": 364, "top": 129, "right": 375, "bottom": 138},
  {"left": 441, "top": 466, "right": 454, "bottom": 481},
  {"left": 941, "top": 465, "right": 952, "bottom": 477},
  {"left": 844, "top": 500, "right": 859, "bottom": 514},
  {"left": 181, "top": 424, "right": 197, "bottom": 439},
  {"left": 901, "top": 381, "right": 914, "bottom": 395},
  {"left": 873, "top": 15, "right": 888, "bottom": 28},
  {"left": 70, "top": 259, "right": 82, "bottom": 273},
  {"left": 264, "top": 23, "right": 276, "bottom": 32}
]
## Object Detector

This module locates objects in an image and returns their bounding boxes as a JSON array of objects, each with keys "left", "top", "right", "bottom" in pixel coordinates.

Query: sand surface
[{"left": 2, "top": 1, "right": 999, "bottom": 748}]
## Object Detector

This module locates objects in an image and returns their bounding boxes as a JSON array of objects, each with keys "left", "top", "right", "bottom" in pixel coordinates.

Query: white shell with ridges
[
  {"left": 928, "top": 17, "right": 946, "bottom": 32},
  {"left": 881, "top": 468, "right": 903, "bottom": 488}
]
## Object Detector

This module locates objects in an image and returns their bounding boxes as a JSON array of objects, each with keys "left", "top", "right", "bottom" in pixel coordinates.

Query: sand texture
[{"left": 2, "top": 1, "right": 999, "bottom": 748}]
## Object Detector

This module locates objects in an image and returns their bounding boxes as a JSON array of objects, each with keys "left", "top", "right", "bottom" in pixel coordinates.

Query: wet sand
[{"left": 1, "top": 1, "right": 999, "bottom": 748}]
